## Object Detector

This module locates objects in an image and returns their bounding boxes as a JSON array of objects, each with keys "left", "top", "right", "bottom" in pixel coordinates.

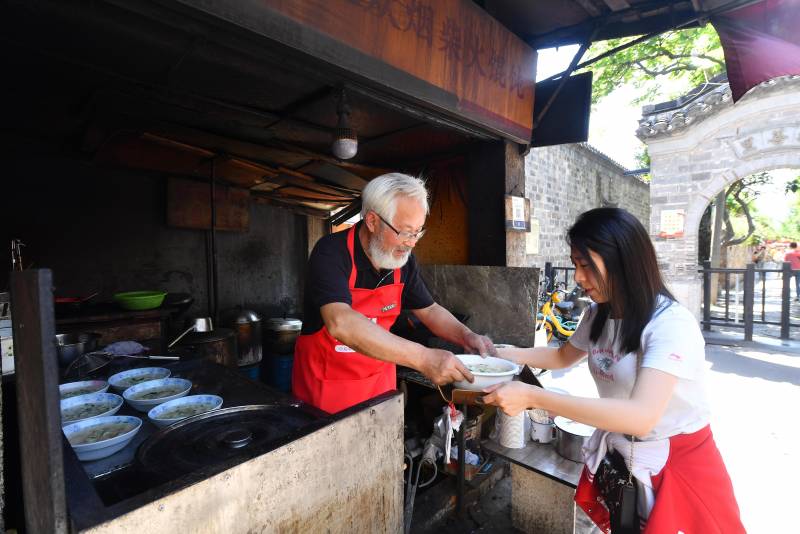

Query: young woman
[{"left": 483, "top": 207, "right": 744, "bottom": 533}]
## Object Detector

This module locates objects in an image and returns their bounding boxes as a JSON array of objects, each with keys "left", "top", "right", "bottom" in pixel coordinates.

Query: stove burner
[
  {"left": 136, "top": 404, "right": 320, "bottom": 479},
  {"left": 222, "top": 428, "right": 253, "bottom": 449}
]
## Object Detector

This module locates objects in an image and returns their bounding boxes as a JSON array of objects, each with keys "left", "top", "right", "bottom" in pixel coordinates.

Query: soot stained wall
[{"left": 4, "top": 154, "right": 307, "bottom": 328}]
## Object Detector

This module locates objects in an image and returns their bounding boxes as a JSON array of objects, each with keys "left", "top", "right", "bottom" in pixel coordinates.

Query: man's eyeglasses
[{"left": 375, "top": 212, "right": 426, "bottom": 242}]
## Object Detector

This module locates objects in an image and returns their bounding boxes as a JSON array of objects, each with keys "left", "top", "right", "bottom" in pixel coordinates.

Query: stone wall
[{"left": 524, "top": 143, "right": 650, "bottom": 269}]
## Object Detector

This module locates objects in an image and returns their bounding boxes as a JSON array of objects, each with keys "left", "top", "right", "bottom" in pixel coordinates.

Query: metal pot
[
  {"left": 55, "top": 332, "right": 102, "bottom": 367},
  {"left": 264, "top": 318, "right": 302, "bottom": 355},
  {"left": 225, "top": 309, "right": 263, "bottom": 367},
  {"left": 174, "top": 328, "right": 238, "bottom": 368},
  {"left": 554, "top": 416, "right": 595, "bottom": 463}
]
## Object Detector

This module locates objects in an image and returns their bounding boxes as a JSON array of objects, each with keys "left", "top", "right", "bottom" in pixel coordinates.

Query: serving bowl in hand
[
  {"left": 108, "top": 367, "right": 171, "bottom": 393},
  {"left": 59, "top": 380, "right": 109, "bottom": 400},
  {"left": 452, "top": 354, "right": 520, "bottom": 391},
  {"left": 147, "top": 394, "right": 223, "bottom": 428},
  {"left": 122, "top": 378, "right": 192, "bottom": 412},
  {"left": 63, "top": 415, "right": 142, "bottom": 461},
  {"left": 60, "top": 392, "right": 123, "bottom": 426}
]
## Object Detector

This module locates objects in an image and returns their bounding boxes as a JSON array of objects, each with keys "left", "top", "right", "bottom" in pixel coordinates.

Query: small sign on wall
[
  {"left": 526, "top": 218, "right": 540, "bottom": 254},
  {"left": 505, "top": 196, "right": 531, "bottom": 232},
  {"left": 659, "top": 209, "right": 685, "bottom": 238}
]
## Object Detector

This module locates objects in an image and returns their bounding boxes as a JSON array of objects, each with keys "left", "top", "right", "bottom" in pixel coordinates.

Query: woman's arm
[
  {"left": 497, "top": 341, "right": 587, "bottom": 370},
  {"left": 482, "top": 367, "right": 678, "bottom": 437}
]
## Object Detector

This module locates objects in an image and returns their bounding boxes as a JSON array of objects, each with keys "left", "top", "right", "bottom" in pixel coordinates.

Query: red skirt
[{"left": 575, "top": 425, "right": 745, "bottom": 533}]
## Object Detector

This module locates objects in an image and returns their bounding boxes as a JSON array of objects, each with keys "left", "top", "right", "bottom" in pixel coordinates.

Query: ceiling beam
[{"left": 603, "top": 0, "right": 631, "bottom": 12}]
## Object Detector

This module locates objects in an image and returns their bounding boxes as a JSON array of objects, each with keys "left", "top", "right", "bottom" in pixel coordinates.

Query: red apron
[
  {"left": 575, "top": 425, "right": 745, "bottom": 534},
  {"left": 292, "top": 226, "right": 403, "bottom": 413}
]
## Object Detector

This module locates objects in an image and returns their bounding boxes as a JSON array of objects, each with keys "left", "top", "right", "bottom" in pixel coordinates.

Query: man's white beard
[{"left": 368, "top": 230, "right": 411, "bottom": 270}]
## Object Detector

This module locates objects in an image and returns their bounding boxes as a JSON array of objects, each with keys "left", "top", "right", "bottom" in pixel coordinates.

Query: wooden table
[{"left": 483, "top": 437, "right": 584, "bottom": 534}]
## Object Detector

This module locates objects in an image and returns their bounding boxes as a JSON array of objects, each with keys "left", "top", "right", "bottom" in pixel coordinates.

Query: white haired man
[{"left": 292, "top": 173, "right": 495, "bottom": 413}]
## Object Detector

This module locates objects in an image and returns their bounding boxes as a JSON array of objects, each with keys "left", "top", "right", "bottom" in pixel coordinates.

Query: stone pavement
[{"left": 416, "top": 329, "right": 800, "bottom": 533}]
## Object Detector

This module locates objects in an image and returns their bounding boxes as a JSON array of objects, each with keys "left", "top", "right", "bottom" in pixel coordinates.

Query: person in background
[
  {"left": 752, "top": 243, "right": 767, "bottom": 282},
  {"left": 482, "top": 208, "right": 744, "bottom": 533},
  {"left": 783, "top": 242, "right": 800, "bottom": 301},
  {"left": 292, "top": 173, "right": 495, "bottom": 414}
]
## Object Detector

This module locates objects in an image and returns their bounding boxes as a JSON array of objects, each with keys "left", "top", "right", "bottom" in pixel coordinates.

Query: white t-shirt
[{"left": 569, "top": 298, "right": 710, "bottom": 440}]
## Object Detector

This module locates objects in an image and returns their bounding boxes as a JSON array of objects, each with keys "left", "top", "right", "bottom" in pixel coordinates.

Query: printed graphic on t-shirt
[{"left": 589, "top": 347, "right": 632, "bottom": 382}]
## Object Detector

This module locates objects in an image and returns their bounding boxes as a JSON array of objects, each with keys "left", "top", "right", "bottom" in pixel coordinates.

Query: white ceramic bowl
[
  {"left": 108, "top": 367, "right": 171, "bottom": 393},
  {"left": 59, "top": 380, "right": 109, "bottom": 400},
  {"left": 63, "top": 415, "right": 142, "bottom": 461},
  {"left": 453, "top": 354, "right": 519, "bottom": 391},
  {"left": 147, "top": 394, "right": 223, "bottom": 428},
  {"left": 60, "top": 392, "right": 123, "bottom": 426},
  {"left": 122, "top": 378, "right": 192, "bottom": 412}
]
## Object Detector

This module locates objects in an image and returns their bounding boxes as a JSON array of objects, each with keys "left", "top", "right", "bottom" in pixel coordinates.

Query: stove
[{"left": 64, "top": 360, "right": 329, "bottom": 513}]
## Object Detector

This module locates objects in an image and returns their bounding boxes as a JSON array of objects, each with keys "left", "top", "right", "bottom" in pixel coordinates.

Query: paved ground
[{"left": 417, "top": 328, "right": 800, "bottom": 533}]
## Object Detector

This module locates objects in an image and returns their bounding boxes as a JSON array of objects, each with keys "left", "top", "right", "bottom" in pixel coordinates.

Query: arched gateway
[{"left": 638, "top": 75, "right": 800, "bottom": 317}]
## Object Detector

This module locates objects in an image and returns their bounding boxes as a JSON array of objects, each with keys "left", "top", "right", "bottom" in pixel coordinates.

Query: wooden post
[
  {"left": 781, "top": 262, "right": 791, "bottom": 340},
  {"left": 744, "top": 263, "right": 754, "bottom": 342},
  {"left": 10, "top": 270, "right": 68, "bottom": 534},
  {"left": 703, "top": 260, "right": 711, "bottom": 331}
]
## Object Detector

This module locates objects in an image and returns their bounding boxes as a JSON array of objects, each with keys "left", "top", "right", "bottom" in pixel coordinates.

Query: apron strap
[{"left": 347, "top": 226, "right": 357, "bottom": 289}]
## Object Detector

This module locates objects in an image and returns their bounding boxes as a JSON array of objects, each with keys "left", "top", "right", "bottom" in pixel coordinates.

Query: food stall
[{"left": 7, "top": 0, "right": 773, "bottom": 531}]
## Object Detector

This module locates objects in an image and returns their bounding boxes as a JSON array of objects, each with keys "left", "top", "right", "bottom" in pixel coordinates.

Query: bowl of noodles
[
  {"left": 60, "top": 392, "right": 123, "bottom": 426},
  {"left": 453, "top": 354, "right": 519, "bottom": 391},
  {"left": 63, "top": 415, "right": 142, "bottom": 461},
  {"left": 147, "top": 395, "right": 223, "bottom": 428},
  {"left": 122, "top": 378, "right": 192, "bottom": 412}
]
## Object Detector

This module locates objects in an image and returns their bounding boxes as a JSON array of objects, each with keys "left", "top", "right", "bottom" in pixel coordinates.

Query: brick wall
[{"left": 523, "top": 143, "right": 650, "bottom": 269}]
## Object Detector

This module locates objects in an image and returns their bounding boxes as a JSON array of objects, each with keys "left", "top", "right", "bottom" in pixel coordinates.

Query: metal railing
[
  {"left": 700, "top": 260, "right": 800, "bottom": 341},
  {"left": 543, "top": 262, "right": 576, "bottom": 292}
]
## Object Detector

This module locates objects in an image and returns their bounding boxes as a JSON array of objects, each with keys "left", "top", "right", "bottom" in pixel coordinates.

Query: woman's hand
[{"left": 481, "top": 381, "right": 540, "bottom": 416}]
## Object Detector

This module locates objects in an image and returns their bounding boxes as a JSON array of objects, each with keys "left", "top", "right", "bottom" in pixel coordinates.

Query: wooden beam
[
  {"left": 604, "top": 0, "right": 632, "bottom": 11},
  {"left": 573, "top": 0, "right": 602, "bottom": 17},
  {"left": 11, "top": 270, "right": 68, "bottom": 534}
]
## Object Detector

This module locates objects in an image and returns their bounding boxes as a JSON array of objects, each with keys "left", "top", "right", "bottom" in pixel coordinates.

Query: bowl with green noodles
[
  {"left": 63, "top": 415, "right": 142, "bottom": 461},
  {"left": 453, "top": 354, "right": 520, "bottom": 391},
  {"left": 60, "top": 392, "right": 123, "bottom": 426},
  {"left": 122, "top": 378, "right": 192, "bottom": 412},
  {"left": 147, "top": 394, "right": 223, "bottom": 428}
]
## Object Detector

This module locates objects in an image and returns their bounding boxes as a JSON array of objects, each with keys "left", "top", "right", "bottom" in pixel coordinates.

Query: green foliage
[{"left": 584, "top": 25, "right": 725, "bottom": 104}]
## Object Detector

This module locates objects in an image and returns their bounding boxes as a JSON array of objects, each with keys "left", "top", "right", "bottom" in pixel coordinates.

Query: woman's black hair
[{"left": 568, "top": 207, "right": 675, "bottom": 354}]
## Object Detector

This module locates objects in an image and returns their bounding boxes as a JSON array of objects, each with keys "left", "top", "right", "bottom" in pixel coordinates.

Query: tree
[
  {"left": 584, "top": 25, "right": 725, "bottom": 104},
  {"left": 721, "top": 172, "right": 773, "bottom": 247}
]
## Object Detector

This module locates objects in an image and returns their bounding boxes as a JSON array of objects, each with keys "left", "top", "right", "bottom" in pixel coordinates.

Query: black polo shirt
[{"left": 301, "top": 223, "right": 434, "bottom": 335}]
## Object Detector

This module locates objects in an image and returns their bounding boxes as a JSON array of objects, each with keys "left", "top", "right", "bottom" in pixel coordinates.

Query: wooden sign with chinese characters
[{"left": 180, "top": 0, "right": 536, "bottom": 142}]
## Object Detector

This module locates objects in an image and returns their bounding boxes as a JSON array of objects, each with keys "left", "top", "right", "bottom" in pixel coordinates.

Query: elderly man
[{"left": 292, "top": 173, "right": 494, "bottom": 413}]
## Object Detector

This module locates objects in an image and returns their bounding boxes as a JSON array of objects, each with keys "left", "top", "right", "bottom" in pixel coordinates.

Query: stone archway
[{"left": 639, "top": 76, "right": 800, "bottom": 316}]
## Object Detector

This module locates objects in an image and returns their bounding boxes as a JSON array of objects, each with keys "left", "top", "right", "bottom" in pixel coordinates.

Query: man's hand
[
  {"left": 419, "top": 348, "right": 474, "bottom": 386},
  {"left": 481, "top": 381, "right": 539, "bottom": 416},
  {"left": 462, "top": 331, "right": 497, "bottom": 357}
]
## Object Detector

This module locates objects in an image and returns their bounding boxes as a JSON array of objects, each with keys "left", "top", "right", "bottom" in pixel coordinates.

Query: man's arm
[
  {"left": 411, "top": 303, "right": 496, "bottom": 356},
  {"left": 321, "top": 302, "right": 474, "bottom": 385}
]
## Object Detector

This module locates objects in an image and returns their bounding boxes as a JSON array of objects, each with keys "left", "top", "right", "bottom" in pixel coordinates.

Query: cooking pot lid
[
  {"left": 553, "top": 416, "right": 594, "bottom": 437},
  {"left": 265, "top": 318, "right": 302, "bottom": 331},
  {"left": 136, "top": 404, "right": 319, "bottom": 478}
]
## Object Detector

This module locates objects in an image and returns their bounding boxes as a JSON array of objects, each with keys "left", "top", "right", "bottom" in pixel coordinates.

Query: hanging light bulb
[{"left": 331, "top": 88, "right": 357, "bottom": 160}]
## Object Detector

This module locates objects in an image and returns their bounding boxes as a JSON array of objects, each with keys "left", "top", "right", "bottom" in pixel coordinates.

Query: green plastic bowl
[{"left": 113, "top": 291, "right": 167, "bottom": 310}]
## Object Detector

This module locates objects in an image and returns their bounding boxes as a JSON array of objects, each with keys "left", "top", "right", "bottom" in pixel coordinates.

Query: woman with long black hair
[{"left": 483, "top": 207, "right": 744, "bottom": 533}]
